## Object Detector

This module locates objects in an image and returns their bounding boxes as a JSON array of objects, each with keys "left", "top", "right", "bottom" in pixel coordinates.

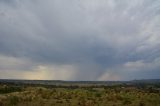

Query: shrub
[
  {"left": 8, "top": 96, "right": 19, "bottom": 106},
  {"left": 139, "top": 101, "right": 145, "bottom": 106}
]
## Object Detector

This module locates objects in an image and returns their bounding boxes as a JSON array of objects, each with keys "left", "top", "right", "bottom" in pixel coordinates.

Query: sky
[{"left": 0, "top": 0, "right": 160, "bottom": 81}]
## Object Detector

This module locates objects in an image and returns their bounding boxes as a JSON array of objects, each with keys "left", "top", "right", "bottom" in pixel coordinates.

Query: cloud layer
[{"left": 0, "top": 0, "right": 160, "bottom": 80}]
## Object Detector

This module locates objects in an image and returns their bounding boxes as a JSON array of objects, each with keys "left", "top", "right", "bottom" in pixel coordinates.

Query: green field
[{"left": 0, "top": 83, "right": 160, "bottom": 106}]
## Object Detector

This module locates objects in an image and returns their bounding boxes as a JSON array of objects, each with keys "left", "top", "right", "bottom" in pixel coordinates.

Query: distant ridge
[
  {"left": 131, "top": 79, "right": 160, "bottom": 83},
  {"left": 0, "top": 79, "right": 159, "bottom": 86}
]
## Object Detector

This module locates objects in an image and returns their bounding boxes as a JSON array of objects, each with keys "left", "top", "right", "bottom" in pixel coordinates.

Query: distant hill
[
  {"left": 131, "top": 79, "right": 160, "bottom": 83},
  {"left": 0, "top": 79, "right": 159, "bottom": 86}
]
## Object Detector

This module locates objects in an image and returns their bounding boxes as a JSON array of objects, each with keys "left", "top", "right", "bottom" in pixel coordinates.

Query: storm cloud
[{"left": 0, "top": 0, "right": 160, "bottom": 80}]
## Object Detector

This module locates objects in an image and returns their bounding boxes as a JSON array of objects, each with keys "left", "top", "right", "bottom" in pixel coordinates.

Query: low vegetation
[{"left": 0, "top": 83, "right": 160, "bottom": 106}]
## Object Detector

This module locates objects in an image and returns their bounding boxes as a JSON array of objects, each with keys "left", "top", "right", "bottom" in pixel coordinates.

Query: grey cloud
[{"left": 0, "top": 0, "right": 160, "bottom": 80}]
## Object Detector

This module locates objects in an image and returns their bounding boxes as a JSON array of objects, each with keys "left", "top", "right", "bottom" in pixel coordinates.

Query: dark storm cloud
[{"left": 0, "top": 0, "right": 160, "bottom": 80}]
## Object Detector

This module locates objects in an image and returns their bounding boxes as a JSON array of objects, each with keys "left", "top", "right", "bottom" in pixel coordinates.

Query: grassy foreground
[{"left": 0, "top": 84, "right": 160, "bottom": 106}]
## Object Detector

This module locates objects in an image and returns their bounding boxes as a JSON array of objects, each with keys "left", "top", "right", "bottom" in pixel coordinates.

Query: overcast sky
[{"left": 0, "top": 0, "right": 160, "bottom": 81}]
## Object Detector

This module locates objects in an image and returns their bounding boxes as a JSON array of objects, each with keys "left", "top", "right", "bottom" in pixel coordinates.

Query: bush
[
  {"left": 0, "top": 86, "right": 22, "bottom": 94},
  {"left": 139, "top": 101, "right": 145, "bottom": 106},
  {"left": 8, "top": 96, "right": 19, "bottom": 105}
]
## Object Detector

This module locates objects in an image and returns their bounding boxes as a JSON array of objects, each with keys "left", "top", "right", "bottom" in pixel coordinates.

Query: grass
[{"left": 0, "top": 84, "right": 160, "bottom": 106}]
